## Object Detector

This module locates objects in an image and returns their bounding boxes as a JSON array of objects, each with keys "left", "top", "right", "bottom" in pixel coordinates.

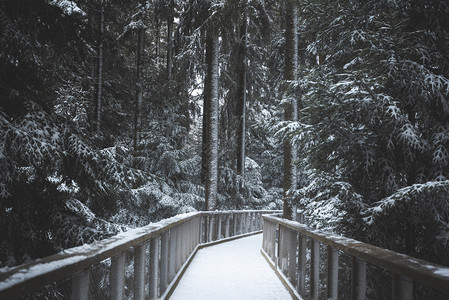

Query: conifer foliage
[{"left": 281, "top": 0, "right": 449, "bottom": 264}]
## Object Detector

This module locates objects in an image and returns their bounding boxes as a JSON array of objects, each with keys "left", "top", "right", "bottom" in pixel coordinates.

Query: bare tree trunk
[
  {"left": 203, "top": 24, "right": 219, "bottom": 211},
  {"left": 167, "top": 0, "right": 174, "bottom": 79},
  {"left": 133, "top": 27, "right": 145, "bottom": 152},
  {"left": 283, "top": 0, "right": 298, "bottom": 220},
  {"left": 236, "top": 6, "right": 247, "bottom": 183},
  {"left": 96, "top": 0, "right": 104, "bottom": 132}
]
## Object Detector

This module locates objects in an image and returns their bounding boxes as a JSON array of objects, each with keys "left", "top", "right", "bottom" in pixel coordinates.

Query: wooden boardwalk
[{"left": 170, "top": 233, "right": 293, "bottom": 300}]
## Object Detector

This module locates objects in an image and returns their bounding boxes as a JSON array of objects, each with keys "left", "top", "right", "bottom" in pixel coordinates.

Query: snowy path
[{"left": 170, "top": 233, "right": 292, "bottom": 300}]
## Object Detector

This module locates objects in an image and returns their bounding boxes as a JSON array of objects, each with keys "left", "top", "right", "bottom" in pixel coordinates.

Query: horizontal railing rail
[
  {"left": 262, "top": 214, "right": 449, "bottom": 300},
  {"left": 0, "top": 209, "right": 279, "bottom": 299}
]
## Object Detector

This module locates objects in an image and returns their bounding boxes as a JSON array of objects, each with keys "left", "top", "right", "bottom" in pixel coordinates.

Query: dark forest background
[{"left": 1, "top": 0, "right": 448, "bottom": 273}]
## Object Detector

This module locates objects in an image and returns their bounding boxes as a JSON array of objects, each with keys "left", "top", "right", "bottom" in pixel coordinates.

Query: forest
[{"left": 0, "top": 0, "right": 448, "bottom": 274}]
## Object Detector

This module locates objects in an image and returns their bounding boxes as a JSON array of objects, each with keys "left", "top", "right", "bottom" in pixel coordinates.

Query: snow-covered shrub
[
  {"left": 294, "top": 170, "right": 366, "bottom": 234},
  {"left": 0, "top": 107, "right": 147, "bottom": 266}
]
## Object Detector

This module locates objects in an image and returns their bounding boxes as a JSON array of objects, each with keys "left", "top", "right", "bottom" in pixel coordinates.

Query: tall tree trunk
[
  {"left": 96, "top": 0, "right": 104, "bottom": 132},
  {"left": 167, "top": 0, "right": 174, "bottom": 79},
  {"left": 133, "top": 27, "right": 145, "bottom": 152},
  {"left": 202, "top": 24, "right": 219, "bottom": 211},
  {"left": 236, "top": 6, "right": 247, "bottom": 183},
  {"left": 283, "top": 0, "right": 298, "bottom": 220},
  {"left": 156, "top": 16, "right": 160, "bottom": 67},
  {"left": 88, "top": 7, "right": 97, "bottom": 126}
]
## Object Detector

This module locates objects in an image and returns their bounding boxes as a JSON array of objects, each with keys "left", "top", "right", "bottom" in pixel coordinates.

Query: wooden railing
[
  {"left": 262, "top": 214, "right": 449, "bottom": 300},
  {"left": 0, "top": 210, "right": 279, "bottom": 300}
]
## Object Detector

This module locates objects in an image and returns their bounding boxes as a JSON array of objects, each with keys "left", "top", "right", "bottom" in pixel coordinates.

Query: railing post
[
  {"left": 192, "top": 218, "right": 196, "bottom": 250},
  {"left": 176, "top": 226, "right": 182, "bottom": 272},
  {"left": 256, "top": 212, "right": 260, "bottom": 230},
  {"left": 351, "top": 257, "right": 366, "bottom": 300},
  {"left": 280, "top": 227, "right": 289, "bottom": 274},
  {"left": 111, "top": 252, "right": 126, "bottom": 300},
  {"left": 225, "top": 214, "right": 230, "bottom": 238},
  {"left": 181, "top": 223, "right": 186, "bottom": 263},
  {"left": 262, "top": 218, "right": 267, "bottom": 252},
  {"left": 71, "top": 269, "right": 90, "bottom": 300},
  {"left": 194, "top": 216, "right": 203, "bottom": 248},
  {"left": 298, "top": 212, "right": 305, "bottom": 224},
  {"left": 310, "top": 239, "right": 320, "bottom": 300},
  {"left": 297, "top": 233, "right": 306, "bottom": 296},
  {"left": 186, "top": 220, "right": 191, "bottom": 256},
  {"left": 392, "top": 273, "right": 413, "bottom": 300},
  {"left": 149, "top": 237, "right": 159, "bottom": 300},
  {"left": 232, "top": 213, "right": 237, "bottom": 236},
  {"left": 254, "top": 212, "right": 259, "bottom": 230},
  {"left": 265, "top": 220, "right": 271, "bottom": 257},
  {"left": 327, "top": 245, "right": 339, "bottom": 300},
  {"left": 200, "top": 214, "right": 205, "bottom": 244},
  {"left": 239, "top": 213, "right": 244, "bottom": 234},
  {"left": 134, "top": 243, "right": 146, "bottom": 300},
  {"left": 278, "top": 226, "right": 284, "bottom": 271},
  {"left": 204, "top": 215, "right": 208, "bottom": 243},
  {"left": 208, "top": 215, "right": 214, "bottom": 242},
  {"left": 218, "top": 214, "right": 223, "bottom": 239},
  {"left": 175, "top": 223, "right": 181, "bottom": 274},
  {"left": 288, "top": 229, "right": 297, "bottom": 283},
  {"left": 276, "top": 225, "right": 281, "bottom": 269},
  {"left": 160, "top": 231, "right": 169, "bottom": 294},
  {"left": 271, "top": 223, "right": 279, "bottom": 262},
  {"left": 186, "top": 220, "right": 191, "bottom": 260},
  {"left": 248, "top": 212, "right": 254, "bottom": 232},
  {"left": 169, "top": 229, "right": 176, "bottom": 281}
]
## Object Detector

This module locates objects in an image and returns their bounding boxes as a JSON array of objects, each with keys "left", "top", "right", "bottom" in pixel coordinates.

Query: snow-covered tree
[{"left": 278, "top": 0, "right": 449, "bottom": 262}]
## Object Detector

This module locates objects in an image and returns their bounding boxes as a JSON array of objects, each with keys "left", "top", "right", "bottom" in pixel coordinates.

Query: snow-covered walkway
[{"left": 170, "top": 233, "right": 292, "bottom": 300}]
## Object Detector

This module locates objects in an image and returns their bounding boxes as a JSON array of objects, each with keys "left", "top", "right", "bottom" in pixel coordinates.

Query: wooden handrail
[
  {"left": 262, "top": 214, "right": 449, "bottom": 299},
  {"left": 0, "top": 209, "right": 280, "bottom": 299}
]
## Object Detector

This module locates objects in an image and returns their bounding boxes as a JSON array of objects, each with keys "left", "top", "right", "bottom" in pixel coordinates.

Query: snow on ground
[{"left": 170, "top": 234, "right": 292, "bottom": 300}]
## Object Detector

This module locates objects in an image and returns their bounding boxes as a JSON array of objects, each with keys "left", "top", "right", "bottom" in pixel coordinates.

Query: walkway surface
[{"left": 170, "top": 233, "right": 292, "bottom": 300}]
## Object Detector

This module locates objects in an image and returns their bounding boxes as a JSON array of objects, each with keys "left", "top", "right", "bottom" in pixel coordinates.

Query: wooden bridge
[{"left": 1, "top": 210, "right": 449, "bottom": 299}]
